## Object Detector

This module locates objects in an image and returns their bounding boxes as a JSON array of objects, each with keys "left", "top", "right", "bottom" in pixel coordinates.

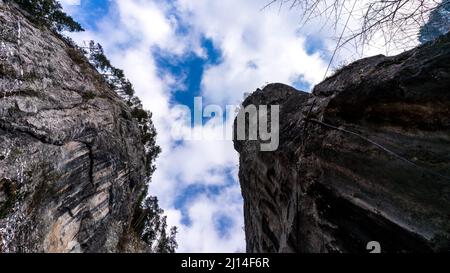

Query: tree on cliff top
[{"left": 12, "top": 0, "right": 84, "bottom": 32}]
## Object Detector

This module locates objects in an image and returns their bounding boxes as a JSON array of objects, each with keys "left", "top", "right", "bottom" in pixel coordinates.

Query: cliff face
[
  {"left": 0, "top": 2, "right": 149, "bottom": 252},
  {"left": 234, "top": 34, "right": 450, "bottom": 253}
]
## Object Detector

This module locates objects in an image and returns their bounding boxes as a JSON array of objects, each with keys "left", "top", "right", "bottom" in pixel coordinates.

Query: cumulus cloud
[
  {"left": 175, "top": 185, "right": 246, "bottom": 253},
  {"left": 175, "top": 0, "right": 329, "bottom": 104}
]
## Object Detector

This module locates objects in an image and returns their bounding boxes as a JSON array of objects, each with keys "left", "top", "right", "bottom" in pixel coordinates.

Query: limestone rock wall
[{"left": 0, "top": 1, "right": 149, "bottom": 253}]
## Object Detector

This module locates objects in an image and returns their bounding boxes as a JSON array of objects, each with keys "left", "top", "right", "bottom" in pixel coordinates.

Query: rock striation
[
  {"left": 234, "top": 33, "right": 450, "bottom": 253},
  {"left": 0, "top": 1, "right": 150, "bottom": 252}
]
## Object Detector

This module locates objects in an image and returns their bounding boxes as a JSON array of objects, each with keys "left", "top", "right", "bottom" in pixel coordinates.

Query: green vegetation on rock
[{"left": 11, "top": 0, "right": 84, "bottom": 32}]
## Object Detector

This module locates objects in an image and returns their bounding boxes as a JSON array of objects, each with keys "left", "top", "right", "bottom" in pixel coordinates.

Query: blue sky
[{"left": 61, "top": 0, "right": 401, "bottom": 252}]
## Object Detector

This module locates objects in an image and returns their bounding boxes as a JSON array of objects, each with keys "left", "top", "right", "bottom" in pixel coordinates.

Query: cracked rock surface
[
  {"left": 0, "top": 1, "right": 148, "bottom": 252},
  {"left": 234, "top": 34, "right": 450, "bottom": 253}
]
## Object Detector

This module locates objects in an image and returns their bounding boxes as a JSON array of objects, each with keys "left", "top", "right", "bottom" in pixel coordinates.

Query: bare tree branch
[
  {"left": 264, "top": 0, "right": 446, "bottom": 76},
  {"left": 265, "top": 0, "right": 444, "bottom": 50}
]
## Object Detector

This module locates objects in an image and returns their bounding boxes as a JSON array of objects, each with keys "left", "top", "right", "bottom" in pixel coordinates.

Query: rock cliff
[
  {"left": 0, "top": 1, "right": 151, "bottom": 252},
  {"left": 234, "top": 33, "right": 450, "bottom": 253}
]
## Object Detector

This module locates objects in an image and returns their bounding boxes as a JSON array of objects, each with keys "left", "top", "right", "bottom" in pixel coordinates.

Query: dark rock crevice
[
  {"left": 0, "top": 119, "right": 64, "bottom": 146},
  {"left": 80, "top": 141, "right": 95, "bottom": 186}
]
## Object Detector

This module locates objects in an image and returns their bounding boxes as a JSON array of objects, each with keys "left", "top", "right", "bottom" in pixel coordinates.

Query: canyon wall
[
  {"left": 234, "top": 33, "right": 450, "bottom": 253},
  {"left": 0, "top": 1, "right": 151, "bottom": 252}
]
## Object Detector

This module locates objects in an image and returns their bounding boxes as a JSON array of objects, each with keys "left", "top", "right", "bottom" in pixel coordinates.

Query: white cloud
[
  {"left": 59, "top": 0, "right": 81, "bottom": 7},
  {"left": 174, "top": 185, "right": 245, "bottom": 253},
  {"left": 176, "top": 0, "right": 328, "bottom": 103}
]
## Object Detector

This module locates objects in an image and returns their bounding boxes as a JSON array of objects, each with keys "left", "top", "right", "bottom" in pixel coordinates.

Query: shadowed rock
[{"left": 234, "top": 33, "right": 450, "bottom": 253}]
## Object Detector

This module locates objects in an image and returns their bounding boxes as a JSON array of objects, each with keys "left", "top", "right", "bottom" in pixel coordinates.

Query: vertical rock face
[
  {"left": 234, "top": 34, "right": 450, "bottom": 253},
  {"left": 0, "top": 2, "right": 149, "bottom": 252}
]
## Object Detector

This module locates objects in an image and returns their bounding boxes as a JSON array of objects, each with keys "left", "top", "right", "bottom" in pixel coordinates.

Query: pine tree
[
  {"left": 88, "top": 41, "right": 111, "bottom": 71},
  {"left": 133, "top": 197, "right": 178, "bottom": 253},
  {"left": 12, "top": 0, "right": 84, "bottom": 32},
  {"left": 87, "top": 41, "right": 137, "bottom": 100}
]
